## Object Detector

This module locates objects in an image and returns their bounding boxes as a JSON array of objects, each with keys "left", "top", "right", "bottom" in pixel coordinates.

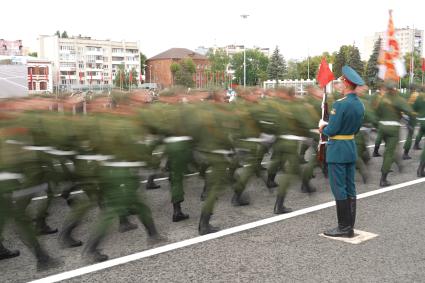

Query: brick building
[
  {"left": 27, "top": 58, "right": 53, "bottom": 94},
  {"left": 145, "top": 48, "right": 209, "bottom": 88}
]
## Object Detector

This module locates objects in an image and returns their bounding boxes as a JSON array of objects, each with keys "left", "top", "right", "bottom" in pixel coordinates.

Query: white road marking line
[{"left": 29, "top": 177, "right": 425, "bottom": 283}]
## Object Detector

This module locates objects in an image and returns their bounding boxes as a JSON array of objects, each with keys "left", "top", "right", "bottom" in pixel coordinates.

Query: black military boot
[
  {"left": 83, "top": 237, "right": 109, "bottom": 263},
  {"left": 324, "top": 199, "right": 354, "bottom": 238},
  {"left": 0, "top": 242, "right": 20, "bottom": 260},
  {"left": 348, "top": 196, "right": 356, "bottom": 228},
  {"left": 119, "top": 216, "right": 138, "bottom": 233},
  {"left": 417, "top": 161, "right": 425, "bottom": 177},
  {"left": 198, "top": 212, "right": 220, "bottom": 235},
  {"left": 300, "top": 181, "right": 316, "bottom": 193},
  {"left": 35, "top": 218, "right": 58, "bottom": 235},
  {"left": 172, "top": 202, "right": 189, "bottom": 222},
  {"left": 372, "top": 146, "right": 381, "bottom": 157},
  {"left": 231, "top": 191, "right": 250, "bottom": 206},
  {"left": 380, "top": 173, "right": 391, "bottom": 187},
  {"left": 273, "top": 196, "right": 292, "bottom": 214},
  {"left": 146, "top": 174, "right": 160, "bottom": 190},
  {"left": 59, "top": 222, "right": 83, "bottom": 248},
  {"left": 35, "top": 245, "right": 63, "bottom": 271},
  {"left": 402, "top": 149, "right": 412, "bottom": 160},
  {"left": 266, "top": 173, "right": 278, "bottom": 188},
  {"left": 413, "top": 141, "right": 422, "bottom": 150}
]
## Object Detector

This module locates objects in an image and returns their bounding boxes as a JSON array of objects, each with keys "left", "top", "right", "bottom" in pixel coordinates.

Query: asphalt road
[
  {"left": 0, "top": 64, "right": 28, "bottom": 98},
  {"left": 0, "top": 131, "right": 424, "bottom": 283}
]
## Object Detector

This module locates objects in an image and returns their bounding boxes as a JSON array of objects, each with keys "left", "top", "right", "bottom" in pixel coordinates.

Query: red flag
[
  {"left": 140, "top": 73, "right": 142, "bottom": 83},
  {"left": 422, "top": 58, "right": 425, "bottom": 72},
  {"left": 29, "top": 68, "right": 33, "bottom": 83},
  {"left": 316, "top": 57, "right": 334, "bottom": 88},
  {"left": 129, "top": 71, "right": 132, "bottom": 84},
  {"left": 79, "top": 72, "right": 83, "bottom": 84}
]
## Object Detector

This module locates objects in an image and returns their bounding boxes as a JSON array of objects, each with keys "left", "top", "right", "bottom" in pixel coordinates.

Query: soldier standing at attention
[{"left": 319, "top": 66, "right": 365, "bottom": 238}]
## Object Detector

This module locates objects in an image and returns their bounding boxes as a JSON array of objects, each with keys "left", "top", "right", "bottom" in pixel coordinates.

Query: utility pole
[{"left": 241, "top": 14, "right": 249, "bottom": 88}]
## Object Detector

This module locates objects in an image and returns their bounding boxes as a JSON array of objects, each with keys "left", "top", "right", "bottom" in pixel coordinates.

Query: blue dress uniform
[{"left": 322, "top": 66, "right": 365, "bottom": 238}]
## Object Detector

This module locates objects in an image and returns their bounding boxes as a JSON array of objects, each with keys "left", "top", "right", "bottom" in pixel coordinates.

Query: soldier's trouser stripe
[{"left": 30, "top": 177, "right": 425, "bottom": 283}]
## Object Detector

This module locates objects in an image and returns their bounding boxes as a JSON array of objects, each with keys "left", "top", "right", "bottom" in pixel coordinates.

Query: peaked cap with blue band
[{"left": 342, "top": 65, "right": 365, "bottom": 86}]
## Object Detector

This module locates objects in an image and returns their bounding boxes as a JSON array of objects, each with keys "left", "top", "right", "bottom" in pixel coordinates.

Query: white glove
[{"left": 318, "top": 119, "right": 328, "bottom": 128}]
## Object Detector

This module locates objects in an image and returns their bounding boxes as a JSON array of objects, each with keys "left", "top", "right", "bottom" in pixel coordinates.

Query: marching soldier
[{"left": 376, "top": 80, "right": 414, "bottom": 186}]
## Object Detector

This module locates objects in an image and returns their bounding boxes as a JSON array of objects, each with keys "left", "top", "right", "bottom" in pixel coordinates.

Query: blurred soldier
[
  {"left": 376, "top": 81, "right": 414, "bottom": 187},
  {"left": 413, "top": 86, "right": 425, "bottom": 176},
  {"left": 83, "top": 107, "right": 164, "bottom": 262},
  {"left": 401, "top": 84, "right": 419, "bottom": 160},
  {"left": 320, "top": 66, "right": 365, "bottom": 238},
  {"left": 0, "top": 110, "right": 62, "bottom": 271}
]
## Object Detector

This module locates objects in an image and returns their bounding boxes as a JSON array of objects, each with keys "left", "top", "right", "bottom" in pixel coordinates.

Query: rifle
[{"left": 317, "top": 90, "right": 329, "bottom": 164}]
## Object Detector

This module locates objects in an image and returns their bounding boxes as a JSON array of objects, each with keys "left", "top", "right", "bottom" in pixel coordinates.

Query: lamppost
[{"left": 241, "top": 14, "right": 249, "bottom": 88}]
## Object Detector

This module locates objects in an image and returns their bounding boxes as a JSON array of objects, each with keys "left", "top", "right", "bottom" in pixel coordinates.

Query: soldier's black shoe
[
  {"left": 36, "top": 251, "right": 64, "bottom": 272},
  {"left": 59, "top": 234, "right": 83, "bottom": 248},
  {"left": 266, "top": 173, "right": 278, "bottom": 188},
  {"left": 172, "top": 202, "right": 189, "bottom": 222},
  {"left": 301, "top": 182, "right": 316, "bottom": 193},
  {"left": 35, "top": 220, "right": 58, "bottom": 235},
  {"left": 417, "top": 161, "right": 425, "bottom": 177},
  {"left": 372, "top": 147, "right": 381, "bottom": 157},
  {"left": 143, "top": 221, "right": 167, "bottom": 245},
  {"left": 273, "top": 196, "right": 292, "bottom": 214},
  {"left": 324, "top": 199, "right": 354, "bottom": 238},
  {"left": 380, "top": 173, "right": 391, "bottom": 187},
  {"left": 413, "top": 143, "right": 422, "bottom": 150},
  {"left": 198, "top": 213, "right": 220, "bottom": 235},
  {"left": 402, "top": 150, "right": 412, "bottom": 160},
  {"left": 85, "top": 249, "right": 109, "bottom": 263},
  {"left": 231, "top": 191, "right": 250, "bottom": 206},
  {"left": 0, "top": 243, "right": 20, "bottom": 260},
  {"left": 119, "top": 217, "right": 138, "bottom": 233},
  {"left": 146, "top": 175, "right": 160, "bottom": 190}
]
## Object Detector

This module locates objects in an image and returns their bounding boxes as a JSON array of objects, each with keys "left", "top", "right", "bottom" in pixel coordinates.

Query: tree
[
  {"left": 401, "top": 51, "right": 423, "bottom": 88},
  {"left": 286, "top": 59, "right": 300, "bottom": 80},
  {"left": 347, "top": 46, "right": 364, "bottom": 77},
  {"left": 28, "top": 52, "right": 38, "bottom": 58},
  {"left": 267, "top": 46, "right": 287, "bottom": 84},
  {"left": 61, "top": 31, "right": 68, "bottom": 38},
  {"left": 172, "top": 58, "right": 196, "bottom": 87},
  {"left": 365, "top": 37, "right": 382, "bottom": 89},
  {"left": 139, "top": 52, "right": 147, "bottom": 75},
  {"left": 231, "top": 49, "right": 269, "bottom": 86},
  {"left": 207, "top": 48, "right": 230, "bottom": 74},
  {"left": 333, "top": 46, "right": 349, "bottom": 78},
  {"left": 55, "top": 31, "right": 61, "bottom": 38},
  {"left": 113, "top": 65, "right": 138, "bottom": 90},
  {"left": 170, "top": 62, "right": 180, "bottom": 85}
]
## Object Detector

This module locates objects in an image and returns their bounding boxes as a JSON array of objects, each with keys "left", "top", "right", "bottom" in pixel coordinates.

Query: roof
[{"left": 147, "top": 48, "right": 208, "bottom": 61}]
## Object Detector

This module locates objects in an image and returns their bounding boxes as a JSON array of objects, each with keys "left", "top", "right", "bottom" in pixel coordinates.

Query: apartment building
[{"left": 38, "top": 35, "right": 140, "bottom": 90}]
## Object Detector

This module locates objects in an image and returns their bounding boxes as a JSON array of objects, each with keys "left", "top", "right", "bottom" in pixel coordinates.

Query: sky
[{"left": 1, "top": 0, "right": 424, "bottom": 60}]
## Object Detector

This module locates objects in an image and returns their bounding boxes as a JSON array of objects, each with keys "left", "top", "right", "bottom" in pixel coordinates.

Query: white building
[
  {"left": 38, "top": 35, "right": 140, "bottom": 91},
  {"left": 363, "top": 27, "right": 424, "bottom": 60},
  {"left": 27, "top": 58, "right": 53, "bottom": 94}
]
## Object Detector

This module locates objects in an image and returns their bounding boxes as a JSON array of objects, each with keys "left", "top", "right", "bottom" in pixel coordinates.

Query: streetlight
[{"left": 241, "top": 14, "right": 249, "bottom": 88}]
